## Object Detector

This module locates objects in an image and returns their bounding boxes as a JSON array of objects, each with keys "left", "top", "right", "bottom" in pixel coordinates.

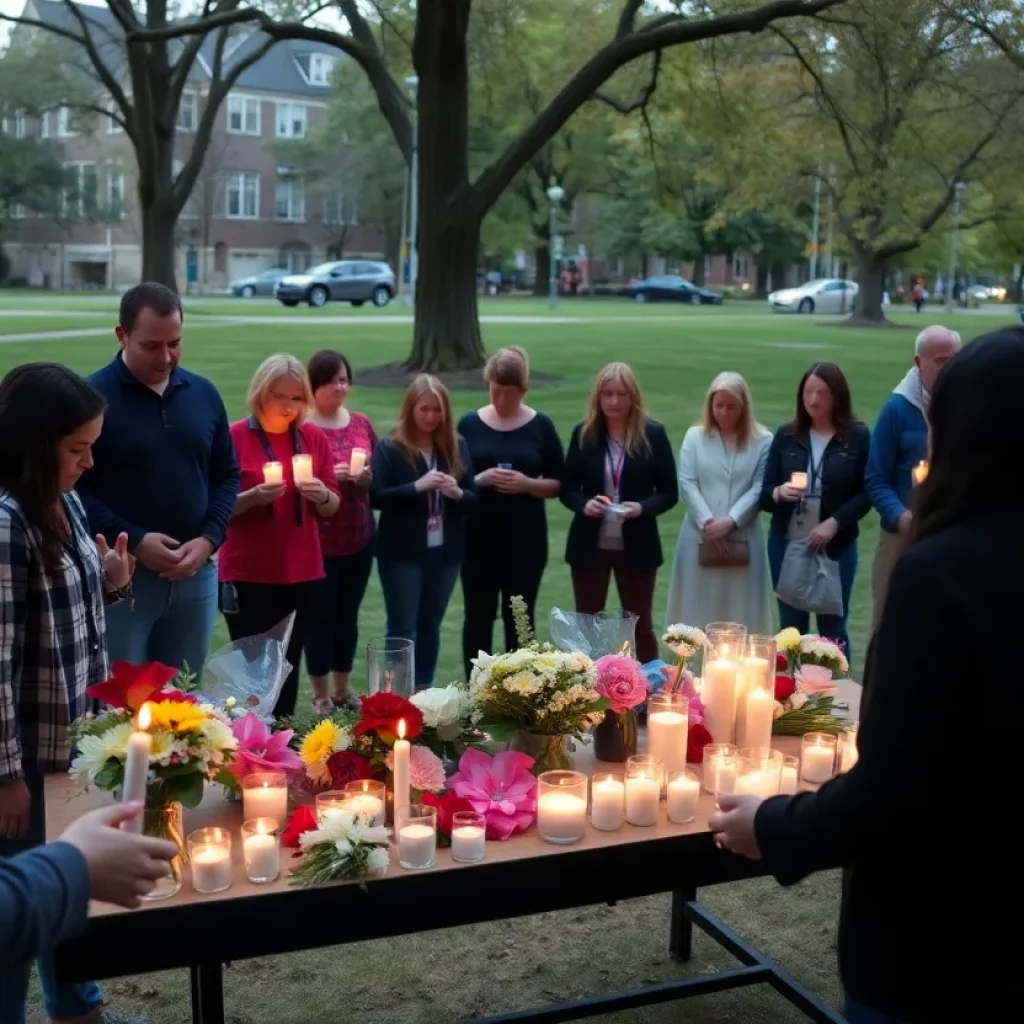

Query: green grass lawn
[{"left": 8, "top": 300, "right": 1011, "bottom": 1023}]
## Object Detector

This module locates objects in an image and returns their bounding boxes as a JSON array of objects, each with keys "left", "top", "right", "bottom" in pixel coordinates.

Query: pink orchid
[
  {"left": 595, "top": 654, "right": 648, "bottom": 713},
  {"left": 795, "top": 665, "right": 837, "bottom": 697},
  {"left": 448, "top": 748, "right": 537, "bottom": 841},
  {"left": 228, "top": 712, "right": 304, "bottom": 782}
]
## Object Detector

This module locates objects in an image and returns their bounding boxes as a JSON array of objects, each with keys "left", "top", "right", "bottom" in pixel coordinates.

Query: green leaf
[
  {"left": 164, "top": 771, "right": 206, "bottom": 809},
  {"left": 93, "top": 760, "right": 124, "bottom": 791},
  {"left": 214, "top": 767, "right": 239, "bottom": 791}
]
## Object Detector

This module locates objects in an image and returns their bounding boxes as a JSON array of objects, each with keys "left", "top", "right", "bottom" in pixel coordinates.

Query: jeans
[
  {"left": 844, "top": 996, "right": 910, "bottom": 1024},
  {"left": 378, "top": 550, "right": 460, "bottom": 689},
  {"left": 305, "top": 548, "right": 375, "bottom": 677},
  {"left": 768, "top": 534, "right": 858, "bottom": 665},
  {"left": 105, "top": 560, "right": 219, "bottom": 677},
  {"left": 0, "top": 774, "right": 102, "bottom": 1024}
]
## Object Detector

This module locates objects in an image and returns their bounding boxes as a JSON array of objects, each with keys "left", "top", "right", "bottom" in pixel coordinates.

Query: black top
[
  {"left": 369, "top": 436, "right": 477, "bottom": 565},
  {"left": 457, "top": 410, "right": 565, "bottom": 555},
  {"left": 755, "top": 515, "right": 1014, "bottom": 1020},
  {"left": 760, "top": 422, "right": 872, "bottom": 553},
  {"left": 560, "top": 419, "right": 677, "bottom": 571}
]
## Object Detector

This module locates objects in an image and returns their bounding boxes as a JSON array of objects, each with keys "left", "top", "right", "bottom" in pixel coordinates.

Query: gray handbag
[{"left": 776, "top": 538, "right": 843, "bottom": 615}]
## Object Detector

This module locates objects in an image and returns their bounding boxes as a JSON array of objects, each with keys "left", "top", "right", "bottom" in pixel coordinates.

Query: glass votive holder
[
  {"left": 537, "top": 770, "right": 588, "bottom": 844},
  {"left": 735, "top": 747, "right": 784, "bottom": 798},
  {"left": 397, "top": 804, "right": 437, "bottom": 869},
  {"left": 647, "top": 693, "right": 689, "bottom": 782},
  {"left": 780, "top": 755, "right": 800, "bottom": 795},
  {"left": 242, "top": 771, "right": 288, "bottom": 829},
  {"left": 241, "top": 817, "right": 281, "bottom": 884},
  {"left": 625, "top": 755, "right": 662, "bottom": 827},
  {"left": 801, "top": 732, "right": 838, "bottom": 784},
  {"left": 590, "top": 772, "right": 625, "bottom": 832},
  {"left": 316, "top": 789, "right": 352, "bottom": 823},
  {"left": 343, "top": 779, "right": 386, "bottom": 825},
  {"left": 666, "top": 770, "right": 700, "bottom": 824},
  {"left": 702, "top": 742, "right": 737, "bottom": 795},
  {"left": 838, "top": 724, "right": 859, "bottom": 773},
  {"left": 188, "top": 827, "right": 233, "bottom": 894},
  {"left": 450, "top": 811, "right": 486, "bottom": 863},
  {"left": 291, "top": 453, "right": 314, "bottom": 483}
]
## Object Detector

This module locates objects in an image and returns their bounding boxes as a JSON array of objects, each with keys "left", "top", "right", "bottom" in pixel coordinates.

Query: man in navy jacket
[{"left": 864, "top": 325, "right": 959, "bottom": 632}]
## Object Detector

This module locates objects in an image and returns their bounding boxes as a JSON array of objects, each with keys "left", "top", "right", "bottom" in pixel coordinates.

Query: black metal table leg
[
  {"left": 669, "top": 886, "right": 697, "bottom": 962},
  {"left": 190, "top": 961, "right": 225, "bottom": 1024}
]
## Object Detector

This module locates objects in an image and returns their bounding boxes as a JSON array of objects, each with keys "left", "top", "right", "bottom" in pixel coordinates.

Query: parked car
[
  {"left": 629, "top": 275, "right": 723, "bottom": 305},
  {"left": 768, "top": 278, "right": 859, "bottom": 314},
  {"left": 229, "top": 268, "right": 289, "bottom": 298},
  {"left": 274, "top": 260, "right": 396, "bottom": 308}
]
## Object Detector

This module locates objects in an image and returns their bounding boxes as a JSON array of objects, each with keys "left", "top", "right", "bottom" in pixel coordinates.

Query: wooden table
[{"left": 48, "top": 681, "right": 860, "bottom": 1024}]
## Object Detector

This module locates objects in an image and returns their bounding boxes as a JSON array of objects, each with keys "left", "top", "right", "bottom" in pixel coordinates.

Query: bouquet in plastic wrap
[{"left": 548, "top": 607, "right": 638, "bottom": 660}]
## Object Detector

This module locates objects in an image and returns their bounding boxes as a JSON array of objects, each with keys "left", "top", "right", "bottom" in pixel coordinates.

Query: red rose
[
  {"left": 353, "top": 693, "right": 424, "bottom": 745},
  {"left": 774, "top": 675, "right": 796, "bottom": 701},
  {"left": 326, "top": 751, "right": 373, "bottom": 789},
  {"left": 775, "top": 653, "right": 788, "bottom": 672},
  {"left": 422, "top": 790, "right": 474, "bottom": 837},
  {"left": 281, "top": 805, "right": 317, "bottom": 848},
  {"left": 686, "top": 723, "right": 714, "bottom": 763}
]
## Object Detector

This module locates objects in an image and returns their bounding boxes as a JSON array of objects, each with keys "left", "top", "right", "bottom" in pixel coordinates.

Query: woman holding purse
[{"left": 666, "top": 372, "right": 773, "bottom": 634}]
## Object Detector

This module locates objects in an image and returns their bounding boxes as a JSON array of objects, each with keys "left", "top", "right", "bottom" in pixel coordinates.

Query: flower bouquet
[
  {"left": 592, "top": 654, "right": 648, "bottom": 762},
  {"left": 662, "top": 624, "right": 708, "bottom": 686},
  {"left": 289, "top": 808, "right": 391, "bottom": 886},
  {"left": 772, "top": 629, "right": 851, "bottom": 736},
  {"left": 409, "top": 684, "right": 485, "bottom": 766},
  {"left": 469, "top": 597, "right": 608, "bottom": 774}
]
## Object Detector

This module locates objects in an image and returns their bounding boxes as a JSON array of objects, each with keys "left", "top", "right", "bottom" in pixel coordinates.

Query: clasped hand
[{"left": 416, "top": 469, "right": 461, "bottom": 499}]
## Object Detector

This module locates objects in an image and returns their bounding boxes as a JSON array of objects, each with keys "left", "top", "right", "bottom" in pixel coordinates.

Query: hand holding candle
[
  {"left": 121, "top": 702, "right": 153, "bottom": 834},
  {"left": 789, "top": 471, "right": 808, "bottom": 492},
  {"left": 263, "top": 461, "right": 283, "bottom": 485},
  {"left": 349, "top": 447, "right": 367, "bottom": 476},
  {"left": 292, "top": 454, "right": 314, "bottom": 484}
]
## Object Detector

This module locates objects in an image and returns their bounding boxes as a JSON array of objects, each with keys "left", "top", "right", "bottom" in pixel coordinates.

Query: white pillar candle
[
  {"left": 397, "top": 823, "right": 436, "bottom": 868},
  {"left": 537, "top": 791, "right": 588, "bottom": 842},
  {"left": 292, "top": 453, "right": 314, "bottom": 484},
  {"left": 790, "top": 471, "right": 808, "bottom": 491},
  {"left": 801, "top": 737, "right": 835, "bottom": 783},
  {"left": 780, "top": 764, "right": 798, "bottom": 795},
  {"left": 451, "top": 825, "right": 486, "bottom": 863},
  {"left": 647, "top": 710, "right": 689, "bottom": 780},
  {"left": 120, "top": 702, "right": 153, "bottom": 834},
  {"left": 263, "top": 461, "right": 283, "bottom": 485},
  {"left": 735, "top": 769, "right": 779, "bottom": 799},
  {"left": 705, "top": 754, "right": 736, "bottom": 795},
  {"left": 625, "top": 775, "right": 660, "bottom": 826},
  {"left": 242, "top": 780, "right": 288, "bottom": 828},
  {"left": 349, "top": 447, "right": 367, "bottom": 476},
  {"left": 702, "top": 658, "right": 738, "bottom": 744},
  {"left": 590, "top": 776, "right": 625, "bottom": 832},
  {"left": 392, "top": 719, "right": 411, "bottom": 825},
  {"left": 243, "top": 832, "right": 279, "bottom": 882},
  {"left": 191, "top": 846, "right": 232, "bottom": 893},
  {"left": 741, "top": 687, "right": 774, "bottom": 752},
  {"left": 666, "top": 774, "right": 700, "bottom": 824},
  {"left": 735, "top": 657, "right": 771, "bottom": 745}
]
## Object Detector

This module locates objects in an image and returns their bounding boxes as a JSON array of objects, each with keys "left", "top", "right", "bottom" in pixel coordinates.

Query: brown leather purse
[{"left": 698, "top": 539, "right": 750, "bottom": 568}]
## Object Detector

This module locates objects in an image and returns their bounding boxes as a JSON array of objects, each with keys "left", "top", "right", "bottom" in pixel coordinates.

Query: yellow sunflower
[
  {"left": 147, "top": 700, "right": 209, "bottom": 735},
  {"left": 300, "top": 720, "right": 340, "bottom": 776}
]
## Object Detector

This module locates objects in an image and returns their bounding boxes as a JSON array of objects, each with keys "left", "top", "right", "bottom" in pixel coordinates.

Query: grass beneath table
[{"left": 9, "top": 301, "right": 1009, "bottom": 1022}]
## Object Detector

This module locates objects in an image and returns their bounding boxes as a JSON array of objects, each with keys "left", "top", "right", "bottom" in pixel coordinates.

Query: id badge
[{"left": 427, "top": 513, "right": 443, "bottom": 547}]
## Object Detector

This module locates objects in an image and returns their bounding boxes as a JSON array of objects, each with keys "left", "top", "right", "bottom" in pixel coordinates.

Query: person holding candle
[
  {"left": 710, "top": 329, "right": 1024, "bottom": 1024},
  {"left": 371, "top": 375, "right": 476, "bottom": 690},
  {"left": 304, "top": 350, "right": 378, "bottom": 714},
  {"left": 865, "top": 325, "right": 960, "bottom": 636},
  {"left": 561, "top": 363, "right": 677, "bottom": 664},
  {"left": 665, "top": 371, "right": 773, "bottom": 635},
  {"left": 0, "top": 364, "right": 138, "bottom": 1024},
  {"left": 761, "top": 362, "right": 871, "bottom": 664},
  {"left": 458, "top": 347, "right": 564, "bottom": 676},
  {"left": 218, "top": 355, "right": 340, "bottom": 717}
]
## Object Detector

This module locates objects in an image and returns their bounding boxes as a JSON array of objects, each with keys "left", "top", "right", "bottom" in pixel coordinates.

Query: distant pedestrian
[{"left": 912, "top": 280, "right": 924, "bottom": 313}]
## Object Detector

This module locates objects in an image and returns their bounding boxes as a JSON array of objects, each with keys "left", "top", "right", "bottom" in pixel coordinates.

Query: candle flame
[
  {"left": 361, "top": 781, "right": 369, "bottom": 793},
  {"left": 398, "top": 718, "right": 406, "bottom": 740},
  {"left": 137, "top": 702, "right": 152, "bottom": 730},
  {"left": 912, "top": 459, "right": 929, "bottom": 484}
]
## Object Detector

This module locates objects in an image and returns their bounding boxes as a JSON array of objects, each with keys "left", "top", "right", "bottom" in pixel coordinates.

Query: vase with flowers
[{"left": 591, "top": 654, "right": 648, "bottom": 762}]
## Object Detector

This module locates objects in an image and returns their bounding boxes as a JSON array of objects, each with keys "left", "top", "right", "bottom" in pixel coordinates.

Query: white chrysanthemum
[
  {"left": 197, "top": 717, "right": 236, "bottom": 753},
  {"left": 332, "top": 726, "right": 353, "bottom": 753},
  {"left": 149, "top": 730, "right": 180, "bottom": 766},
  {"left": 501, "top": 649, "right": 537, "bottom": 670},
  {"left": 789, "top": 692, "right": 809, "bottom": 711},
  {"left": 70, "top": 722, "right": 133, "bottom": 782},
  {"left": 503, "top": 671, "right": 542, "bottom": 696},
  {"left": 334, "top": 838, "right": 353, "bottom": 857},
  {"left": 355, "top": 823, "right": 390, "bottom": 846},
  {"left": 366, "top": 845, "right": 390, "bottom": 875},
  {"left": 773, "top": 700, "right": 785, "bottom": 720}
]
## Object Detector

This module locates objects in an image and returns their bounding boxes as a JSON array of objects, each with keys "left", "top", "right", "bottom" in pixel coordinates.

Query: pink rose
[
  {"left": 594, "top": 655, "right": 648, "bottom": 714},
  {"left": 795, "top": 665, "right": 837, "bottom": 697}
]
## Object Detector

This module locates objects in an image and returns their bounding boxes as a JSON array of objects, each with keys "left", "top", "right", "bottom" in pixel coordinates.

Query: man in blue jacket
[
  {"left": 78, "top": 283, "right": 240, "bottom": 676},
  {"left": 865, "top": 325, "right": 960, "bottom": 631}
]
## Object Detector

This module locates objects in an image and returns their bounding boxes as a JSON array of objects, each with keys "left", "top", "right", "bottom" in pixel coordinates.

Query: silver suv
[{"left": 275, "top": 260, "right": 396, "bottom": 308}]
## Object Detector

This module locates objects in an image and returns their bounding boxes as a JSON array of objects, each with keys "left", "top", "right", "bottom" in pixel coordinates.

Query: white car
[{"left": 768, "top": 278, "right": 859, "bottom": 314}]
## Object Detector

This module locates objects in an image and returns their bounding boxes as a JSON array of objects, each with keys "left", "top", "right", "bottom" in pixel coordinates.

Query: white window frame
[
  {"left": 56, "top": 106, "right": 78, "bottom": 138},
  {"left": 39, "top": 111, "right": 51, "bottom": 138},
  {"left": 227, "top": 94, "right": 261, "bottom": 136},
  {"left": 106, "top": 101, "right": 122, "bottom": 134},
  {"left": 323, "top": 190, "right": 358, "bottom": 226},
  {"left": 63, "top": 162, "right": 99, "bottom": 218},
  {"left": 275, "top": 101, "right": 306, "bottom": 139},
  {"left": 177, "top": 91, "right": 198, "bottom": 132},
  {"left": 15, "top": 110, "right": 25, "bottom": 138},
  {"left": 274, "top": 174, "right": 305, "bottom": 222},
  {"left": 107, "top": 171, "right": 126, "bottom": 219},
  {"left": 309, "top": 54, "right": 334, "bottom": 85},
  {"left": 226, "top": 171, "right": 260, "bottom": 219}
]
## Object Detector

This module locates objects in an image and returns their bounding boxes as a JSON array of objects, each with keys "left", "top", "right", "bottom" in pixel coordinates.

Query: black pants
[
  {"left": 304, "top": 547, "right": 374, "bottom": 677},
  {"left": 223, "top": 580, "right": 318, "bottom": 717},
  {"left": 461, "top": 538, "right": 547, "bottom": 678}
]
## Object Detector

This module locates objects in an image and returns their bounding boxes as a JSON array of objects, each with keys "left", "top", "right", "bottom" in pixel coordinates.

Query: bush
[{"left": 0, "top": 247, "right": 10, "bottom": 285}]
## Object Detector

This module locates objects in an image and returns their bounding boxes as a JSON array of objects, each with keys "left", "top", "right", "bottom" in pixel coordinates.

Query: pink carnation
[
  {"left": 795, "top": 665, "right": 837, "bottom": 697},
  {"left": 594, "top": 654, "right": 648, "bottom": 713},
  {"left": 228, "top": 712, "right": 304, "bottom": 782},
  {"left": 387, "top": 745, "right": 447, "bottom": 793},
  {"left": 448, "top": 748, "right": 536, "bottom": 841}
]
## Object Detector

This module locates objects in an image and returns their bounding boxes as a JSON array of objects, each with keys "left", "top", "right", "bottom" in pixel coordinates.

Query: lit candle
[
  {"left": 242, "top": 772, "right": 288, "bottom": 828},
  {"left": 735, "top": 769, "right": 778, "bottom": 799},
  {"left": 741, "top": 687, "right": 774, "bottom": 752},
  {"left": 790, "top": 471, "right": 808, "bottom": 492},
  {"left": 393, "top": 719, "right": 411, "bottom": 826},
  {"left": 344, "top": 780, "right": 385, "bottom": 826},
  {"left": 735, "top": 655, "right": 771, "bottom": 745},
  {"left": 702, "top": 655, "right": 738, "bottom": 744},
  {"left": 702, "top": 745, "right": 737, "bottom": 795},
  {"left": 349, "top": 447, "right": 367, "bottom": 476},
  {"left": 397, "top": 823, "right": 436, "bottom": 869},
  {"left": 780, "top": 759, "right": 799, "bottom": 795},
  {"left": 537, "top": 790, "right": 588, "bottom": 842},
  {"left": 666, "top": 772, "right": 700, "bottom": 824},
  {"left": 647, "top": 695, "right": 689, "bottom": 783},
  {"left": 292, "top": 453, "right": 314, "bottom": 484},
  {"left": 590, "top": 774, "right": 625, "bottom": 832},
  {"left": 625, "top": 773, "right": 660, "bottom": 827},
  {"left": 263, "top": 461, "right": 283, "bottom": 485},
  {"left": 450, "top": 812, "right": 486, "bottom": 863},
  {"left": 188, "top": 828, "right": 233, "bottom": 893},
  {"left": 801, "top": 733, "right": 836, "bottom": 783},
  {"left": 120, "top": 702, "right": 153, "bottom": 834},
  {"left": 912, "top": 460, "right": 928, "bottom": 485},
  {"left": 242, "top": 818, "right": 280, "bottom": 883}
]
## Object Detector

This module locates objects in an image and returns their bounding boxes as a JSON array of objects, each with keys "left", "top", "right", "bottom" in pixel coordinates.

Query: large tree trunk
[
  {"left": 851, "top": 249, "right": 887, "bottom": 323},
  {"left": 533, "top": 243, "right": 551, "bottom": 298},
  {"left": 405, "top": 0, "right": 485, "bottom": 371},
  {"left": 140, "top": 203, "right": 179, "bottom": 290},
  {"left": 691, "top": 254, "right": 707, "bottom": 287}
]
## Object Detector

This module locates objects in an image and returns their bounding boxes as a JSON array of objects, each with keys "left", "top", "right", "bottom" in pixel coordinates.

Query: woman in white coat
[{"left": 666, "top": 372, "right": 773, "bottom": 634}]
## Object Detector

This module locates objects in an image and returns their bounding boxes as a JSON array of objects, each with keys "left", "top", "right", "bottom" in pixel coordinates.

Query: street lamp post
[
  {"left": 546, "top": 182, "right": 564, "bottom": 310},
  {"left": 945, "top": 180, "right": 965, "bottom": 314},
  {"left": 404, "top": 75, "right": 419, "bottom": 310}
]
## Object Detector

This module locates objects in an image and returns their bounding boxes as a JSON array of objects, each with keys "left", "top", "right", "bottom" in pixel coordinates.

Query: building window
[
  {"left": 227, "top": 94, "right": 260, "bottom": 135},
  {"left": 106, "top": 99, "right": 122, "bottom": 134},
  {"left": 107, "top": 172, "right": 126, "bottom": 219},
  {"left": 226, "top": 171, "right": 259, "bottom": 219},
  {"left": 11, "top": 203, "right": 28, "bottom": 219},
  {"left": 57, "top": 106, "right": 78, "bottom": 138},
  {"left": 275, "top": 102, "right": 306, "bottom": 139},
  {"left": 274, "top": 175, "right": 305, "bottom": 221},
  {"left": 276, "top": 249, "right": 312, "bottom": 272},
  {"left": 323, "top": 190, "right": 358, "bottom": 226},
  {"left": 309, "top": 54, "right": 334, "bottom": 85},
  {"left": 177, "top": 92, "right": 197, "bottom": 132},
  {"left": 39, "top": 112, "right": 51, "bottom": 138},
  {"left": 15, "top": 110, "right": 25, "bottom": 138},
  {"left": 63, "top": 162, "right": 99, "bottom": 218}
]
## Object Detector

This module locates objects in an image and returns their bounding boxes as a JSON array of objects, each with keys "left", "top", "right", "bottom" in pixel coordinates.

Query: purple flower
[{"left": 448, "top": 748, "right": 536, "bottom": 841}]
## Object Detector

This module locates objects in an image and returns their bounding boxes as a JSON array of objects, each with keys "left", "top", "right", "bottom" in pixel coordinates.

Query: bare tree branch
[{"left": 594, "top": 50, "right": 662, "bottom": 115}]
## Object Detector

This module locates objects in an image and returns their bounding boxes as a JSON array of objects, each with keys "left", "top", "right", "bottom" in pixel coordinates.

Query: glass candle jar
[
  {"left": 397, "top": 804, "right": 437, "bottom": 869},
  {"left": 590, "top": 772, "right": 625, "bottom": 832},
  {"left": 625, "top": 755, "right": 662, "bottom": 826},
  {"left": 735, "top": 636, "right": 776, "bottom": 749},
  {"left": 735, "top": 747, "right": 784, "bottom": 798},
  {"left": 780, "top": 755, "right": 800, "bottom": 795},
  {"left": 450, "top": 811, "right": 486, "bottom": 864},
  {"left": 242, "top": 771, "right": 288, "bottom": 829},
  {"left": 343, "top": 779, "right": 386, "bottom": 826},
  {"left": 702, "top": 742, "right": 738, "bottom": 795},
  {"left": 702, "top": 623, "right": 747, "bottom": 744},
  {"left": 291, "top": 453, "right": 314, "bottom": 483},
  {"left": 188, "top": 827, "right": 233, "bottom": 894},
  {"left": 537, "top": 770, "right": 588, "bottom": 844},
  {"left": 316, "top": 789, "right": 352, "bottom": 823},
  {"left": 665, "top": 770, "right": 700, "bottom": 824},
  {"left": 241, "top": 817, "right": 280, "bottom": 884},
  {"left": 801, "top": 732, "right": 838, "bottom": 784},
  {"left": 647, "top": 693, "right": 689, "bottom": 784}
]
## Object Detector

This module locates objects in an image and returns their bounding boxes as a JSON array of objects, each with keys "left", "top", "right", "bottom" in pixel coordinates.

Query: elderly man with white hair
[{"left": 865, "top": 324, "right": 961, "bottom": 631}]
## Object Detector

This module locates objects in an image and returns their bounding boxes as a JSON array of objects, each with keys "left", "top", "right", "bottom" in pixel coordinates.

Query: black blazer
[
  {"left": 560, "top": 419, "right": 677, "bottom": 571},
  {"left": 369, "top": 436, "right": 477, "bottom": 565},
  {"left": 754, "top": 513, "right": 1015, "bottom": 1020},
  {"left": 760, "top": 422, "right": 872, "bottom": 553}
]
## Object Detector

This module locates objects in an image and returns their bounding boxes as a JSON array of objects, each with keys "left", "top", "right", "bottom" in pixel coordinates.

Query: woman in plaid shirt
[{"left": 0, "top": 364, "right": 135, "bottom": 1024}]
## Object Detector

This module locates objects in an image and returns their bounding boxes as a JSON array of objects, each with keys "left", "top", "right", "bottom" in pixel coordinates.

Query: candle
[
  {"left": 780, "top": 758, "right": 799, "bottom": 795},
  {"left": 393, "top": 719, "right": 411, "bottom": 826},
  {"left": 537, "top": 790, "right": 588, "bottom": 842},
  {"left": 292, "top": 453, "right": 314, "bottom": 484},
  {"left": 625, "top": 773, "right": 660, "bottom": 826},
  {"left": 315, "top": 790, "right": 351, "bottom": 823},
  {"left": 702, "top": 657, "right": 738, "bottom": 744},
  {"left": 120, "top": 702, "right": 153, "bottom": 834},
  {"left": 242, "top": 818, "right": 280, "bottom": 883},
  {"left": 801, "top": 733, "right": 837, "bottom": 783},
  {"left": 188, "top": 828, "right": 233, "bottom": 894},
  {"left": 912, "top": 460, "right": 928, "bottom": 485},
  {"left": 450, "top": 812, "right": 486, "bottom": 863},
  {"left": 647, "top": 694, "right": 689, "bottom": 783},
  {"left": 242, "top": 772, "right": 288, "bottom": 828},
  {"left": 741, "top": 687, "right": 774, "bottom": 752},
  {"left": 349, "top": 447, "right": 367, "bottom": 476},
  {"left": 263, "top": 461, "right": 283, "bottom": 485},
  {"left": 666, "top": 772, "right": 700, "bottom": 824},
  {"left": 590, "top": 774, "right": 625, "bottom": 832},
  {"left": 790, "top": 471, "right": 808, "bottom": 491},
  {"left": 735, "top": 769, "right": 778, "bottom": 799},
  {"left": 735, "top": 652, "right": 772, "bottom": 745},
  {"left": 702, "top": 744, "right": 737, "bottom": 795}
]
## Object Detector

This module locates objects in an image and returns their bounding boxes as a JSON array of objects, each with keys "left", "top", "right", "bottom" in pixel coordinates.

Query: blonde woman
[
  {"left": 218, "top": 354, "right": 340, "bottom": 716},
  {"left": 371, "top": 374, "right": 476, "bottom": 689},
  {"left": 665, "top": 371, "right": 772, "bottom": 634},
  {"left": 560, "top": 362, "right": 677, "bottom": 662}
]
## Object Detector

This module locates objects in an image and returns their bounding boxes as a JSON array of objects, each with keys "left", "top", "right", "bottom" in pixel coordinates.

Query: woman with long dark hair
[
  {"left": 0, "top": 363, "right": 135, "bottom": 1024},
  {"left": 711, "top": 328, "right": 1020, "bottom": 1023},
  {"left": 761, "top": 362, "right": 871, "bottom": 662}
]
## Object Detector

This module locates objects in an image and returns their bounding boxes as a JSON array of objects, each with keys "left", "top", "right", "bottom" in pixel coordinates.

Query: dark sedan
[
  {"left": 630, "top": 275, "right": 723, "bottom": 305},
  {"left": 229, "top": 268, "right": 289, "bottom": 298}
]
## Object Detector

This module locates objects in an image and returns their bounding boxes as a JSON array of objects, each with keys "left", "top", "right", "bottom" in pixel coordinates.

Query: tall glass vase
[
  {"left": 593, "top": 709, "right": 637, "bottom": 763},
  {"left": 511, "top": 732, "right": 572, "bottom": 775},
  {"left": 141, "top": 792, "right": 186, "bottom": 901},
  {"left": 367, "top": 637, "right": 415, "bottom": 697},
  {"left": 702, "top": 622, "right": 747, "bottom": 745}
]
